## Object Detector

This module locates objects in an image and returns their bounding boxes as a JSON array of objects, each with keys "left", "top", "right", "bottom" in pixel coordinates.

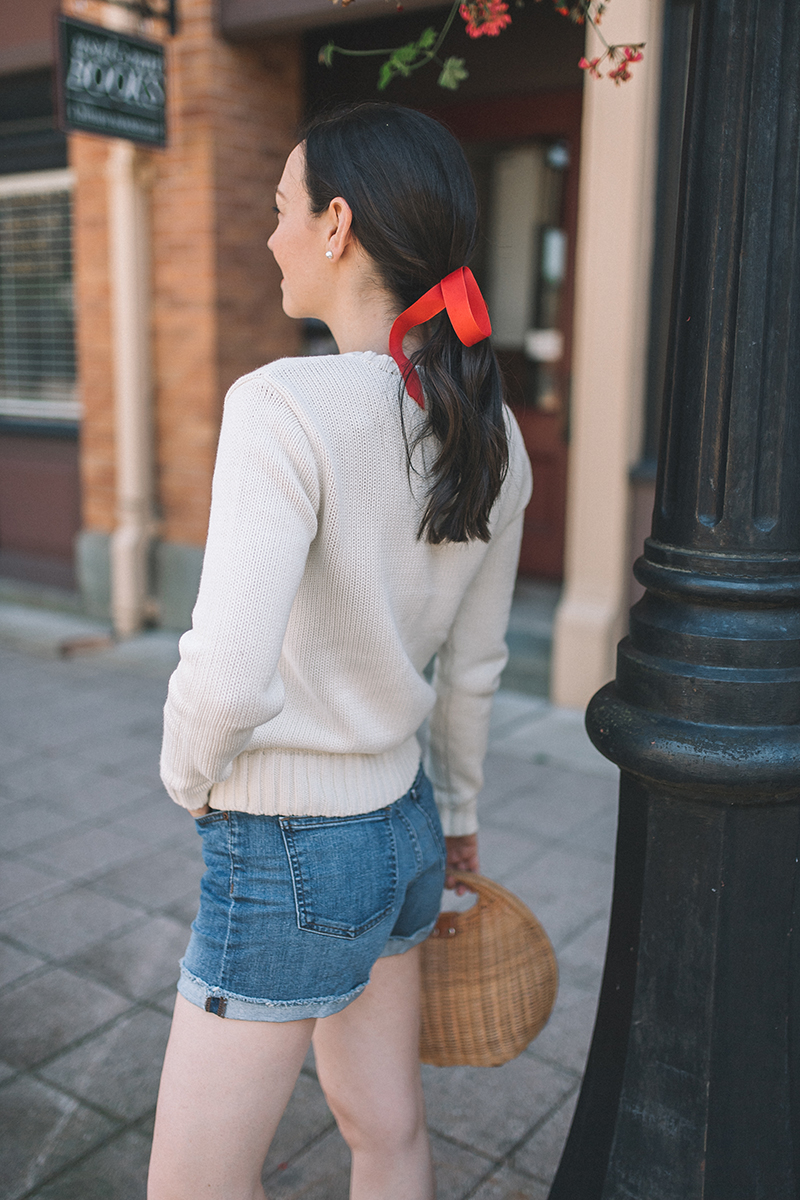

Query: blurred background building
[{"left": 0, "top": 0, "right": 692, "bottom": 706}]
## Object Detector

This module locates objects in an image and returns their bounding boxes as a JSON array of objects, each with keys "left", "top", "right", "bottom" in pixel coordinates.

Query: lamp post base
[{"left": 549, "top": 755, "right": 800, "bottom": 1200}]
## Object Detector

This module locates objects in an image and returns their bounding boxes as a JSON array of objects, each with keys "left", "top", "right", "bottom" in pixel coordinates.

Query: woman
[{"left": 149, "top": 103, "right": 532, "bottom": 1200}]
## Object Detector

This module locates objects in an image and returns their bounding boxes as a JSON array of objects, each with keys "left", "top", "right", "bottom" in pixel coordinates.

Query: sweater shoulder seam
[{"left": 224, "top": 365, "right": 327, "bottom": 469}]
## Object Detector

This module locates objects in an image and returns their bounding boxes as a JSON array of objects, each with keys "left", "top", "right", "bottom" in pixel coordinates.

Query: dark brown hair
[{"left": 303, "top": 103, "right": 508, "bottom": 543}]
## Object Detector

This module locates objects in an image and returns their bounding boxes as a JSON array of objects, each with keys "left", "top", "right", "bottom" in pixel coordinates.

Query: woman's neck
[{"left": 321, "top": 289, "right": 397, "bottom": 356}]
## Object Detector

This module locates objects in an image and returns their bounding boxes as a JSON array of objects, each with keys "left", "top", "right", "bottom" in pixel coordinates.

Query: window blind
[{"left": 0, "top": 175, "right": 79, "bottom": 421}]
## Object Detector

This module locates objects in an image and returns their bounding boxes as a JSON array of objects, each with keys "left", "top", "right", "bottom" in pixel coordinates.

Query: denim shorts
[{"left": 178, "top": 766, "right": 446, "bottom": 1021}]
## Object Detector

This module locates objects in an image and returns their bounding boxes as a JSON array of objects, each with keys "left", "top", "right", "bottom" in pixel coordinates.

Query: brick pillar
[
  {"left": 68, "top": 0, "right": 301, "bottom": 627},
  {"left": 71, "top": 126, "right": 116, "bottom": 616}
]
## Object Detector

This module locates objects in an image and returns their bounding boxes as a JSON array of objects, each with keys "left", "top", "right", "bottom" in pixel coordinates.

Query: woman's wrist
[{"left": 444, "top": 833, "right": 479, "bottom": 892}]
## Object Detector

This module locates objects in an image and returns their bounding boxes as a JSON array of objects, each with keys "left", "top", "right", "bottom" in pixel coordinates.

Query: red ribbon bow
[{"left": 388, "top": 267, "right": 492, "bottom": 409}]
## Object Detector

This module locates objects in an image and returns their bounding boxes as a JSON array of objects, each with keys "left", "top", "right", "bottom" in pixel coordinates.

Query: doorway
[{"left": 433, "top": 90, "right": 582, "bottom": 580}]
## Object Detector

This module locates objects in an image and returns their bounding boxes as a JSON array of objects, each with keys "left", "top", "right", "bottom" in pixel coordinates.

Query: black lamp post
[{"left": 548, "top": 1, "right": 800, "bottom": 1196}]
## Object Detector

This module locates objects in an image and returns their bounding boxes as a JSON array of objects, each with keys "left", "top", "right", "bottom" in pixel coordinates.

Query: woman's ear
[{"left": 325, "top": 196, "right": 355, "bottom": 262}]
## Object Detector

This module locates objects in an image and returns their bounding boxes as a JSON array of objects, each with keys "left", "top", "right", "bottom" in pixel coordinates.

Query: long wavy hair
[{"left": 302, "top": 103, "right": 509, "bottom": 544}]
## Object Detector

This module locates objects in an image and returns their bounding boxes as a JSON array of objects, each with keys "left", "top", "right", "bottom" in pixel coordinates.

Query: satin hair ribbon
[{"left": 389, "top": 266, "right": 492, "bottom": 409}]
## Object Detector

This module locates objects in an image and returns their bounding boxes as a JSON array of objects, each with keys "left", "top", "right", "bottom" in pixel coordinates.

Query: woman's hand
[
  {"left": 445, "top": 833, "right": 479, "bottom": 894},
  {"left": 189, "top": 803, "right": 211, "bottom": 818}
]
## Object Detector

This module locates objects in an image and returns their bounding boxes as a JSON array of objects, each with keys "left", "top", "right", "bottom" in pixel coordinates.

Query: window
[
  {"left": 0, "top": 69, "right": 68, "bottom": 178},
  {"left": 0, "top": 170, "right": 79, "bottom": 422}
]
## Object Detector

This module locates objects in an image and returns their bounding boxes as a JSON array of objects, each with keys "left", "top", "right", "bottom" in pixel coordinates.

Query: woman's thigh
[
  {"left": 148, "top": 993, "right": 314, "bottom": 1200},
  {"left": 311, "top": 945, "right": 426, "bottom": 1143}
]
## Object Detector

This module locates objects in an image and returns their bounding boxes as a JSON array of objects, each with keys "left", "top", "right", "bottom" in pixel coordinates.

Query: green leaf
[
  {"left": 438, "top": 56, "right": 469, "bottom": 90},
  {"left": 393, "top": 42, "right": 420, "bottom": 66},
  {"left": 377, "top": 60, "right": 393, "bottom": 90},
  {"left": 318, "top": 42, "right": 335, "bottom": 68},
  {"left": 375, "top": 26, "right": 442, "bottom": 91}
]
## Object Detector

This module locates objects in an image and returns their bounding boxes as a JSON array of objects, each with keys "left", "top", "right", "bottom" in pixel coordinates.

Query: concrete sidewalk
[{"left": 0, "top": 605, "right": 619, "bottom": 1200}]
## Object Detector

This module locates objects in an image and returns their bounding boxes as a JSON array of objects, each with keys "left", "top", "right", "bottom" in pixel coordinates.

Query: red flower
[
  {"left": 622, "top": 45, "right": 644, "bottom": 62},
  {"left": 608, "top": 61, "right": 632, "bottom": 83},
  {"left": 459, "top": 1, "right": 512, "bottom": 38},
  {"left": 579, "top": 55, "right": 603, "bottom": 80}
]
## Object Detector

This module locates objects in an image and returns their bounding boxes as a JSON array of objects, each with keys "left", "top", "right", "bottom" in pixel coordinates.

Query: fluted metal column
[{"left": 548, "top": 1, "right": 800, "bottom": 1196}]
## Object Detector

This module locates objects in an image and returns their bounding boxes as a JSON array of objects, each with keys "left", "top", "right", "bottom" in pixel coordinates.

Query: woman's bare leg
[
  {"left": 147, "top": 993, "right": 315, "bottom": 1200},
  {"left": 312, "top": 945, "right": 435, "bottom": 1200}
]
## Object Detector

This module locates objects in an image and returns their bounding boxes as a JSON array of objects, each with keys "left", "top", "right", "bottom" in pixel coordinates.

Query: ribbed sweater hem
[{"left": 206, "top": 737, "right": 422, "bottom": 817}]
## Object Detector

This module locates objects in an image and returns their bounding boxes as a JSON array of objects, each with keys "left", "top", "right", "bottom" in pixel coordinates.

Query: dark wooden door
[
  {"left": 0, "top": 429, "right": 81, "bottom": 589},
  {"left": 430, "top": 90, "right": 582, "bottom": 579}
]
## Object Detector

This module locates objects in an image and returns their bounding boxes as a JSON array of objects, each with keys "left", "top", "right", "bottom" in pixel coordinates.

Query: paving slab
[
  {"left": 489, "top": 692, "right": 550, "bottom": 738},
  {"left": 429, "top": 1133, "right": 499, "bottom": 1200},
  {"left": 0, "top": 1074, "right": 118, "bottom": 1200},
  {"left": 20, "top": 826, "right": 148, "bottom": 883},
  {"left": 89, "top": 846, "right": 204, "bottom": 911},
  {"left": 263, "top": 1072, "right": 336, "bottom": 1177},
  {"left": 477, "top": 824, "right": 552, "bottom": 883},
  {"left": 421, "top": 1054, "right": 575, "bottom": 1159},
  {"left": 149, "top": 985, "right": 179, "bottom": 1017},
  {"left": 63, "top": 914, "right": 189, "bottom": 1002},
  {"left": 0, "top": 751, "right": 150, "bottom": 810},
  {"left": 0, "top": 857, "right": 66, "bottom": 915},
  {"left": 0, "top": 732, "right": 32, "bottom": 771},
  {"left": 490, "top": 706, "right": 619, "bottom": 779},
  {"left": 502, "top": 846, "right": 613, "bottom": 950},
  {"left": 484, "top": 766, "right": 617, "bottom": 842},
  {"left": 0, "top": 800, "right": 81, "bottom": 853},
  {"left": 105, "top": 796, "right": 200, "bottom": 850},
  {"left": 39, "top": 1006, "right": 172, "bottom": 1122},
  {"left": 566, "top": 804, "right": 619, "bottom": 864},
  {"left": 0, "top": 603, "right": 112, "bottom": 658},
  {"left": 512, "top": 1088, "right": 579, "bottom": 1182},
  {"left": 162, "top": 889, "right": 202, "bottom": 927},
  {"left": 475, "top": 753, "right": 551, "bottom": 812},
  {"left": 527, "top": 983, "right": 600, "bottom": 1077},
  {"left": 470, "top": 1164, "right": 551, "bottom": 1200},
  {"left": 0, "top": 938, "right": 48, "bottom": 989},
  {"left": 0, "top": 884, "right": 142, "bottom": 960},
  {"left": 0, "top": 967, "right": 131, "bottom": 1069},
  {"left": 32, "top": 1128, "right": 151, "bottom": 1200},
  {"left": 555, "top": 914, "right": 610, "bottom": 993},
  {"left": 263, "top": 1126, "right": 351, "bottom": 1199}
]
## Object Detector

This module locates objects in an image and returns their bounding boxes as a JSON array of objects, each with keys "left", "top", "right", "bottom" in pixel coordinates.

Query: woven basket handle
[
  {"left": 445, "top": 870, "right": 542, "bottom": 927},
  {"left": 432, "top": 870, "right": 489, "bottom": 939},
  {"left": 446, "top": 870, "right": 497, "bottom": 907}
]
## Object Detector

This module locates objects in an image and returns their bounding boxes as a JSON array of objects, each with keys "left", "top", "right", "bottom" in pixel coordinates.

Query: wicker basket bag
[{"left": 419, "top": 871, "right": 558, "bottom": 1067}]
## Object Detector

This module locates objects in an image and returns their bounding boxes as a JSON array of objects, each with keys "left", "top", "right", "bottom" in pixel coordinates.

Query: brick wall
[
  {"left": 67, "top": 0, "right": 301, "bottom": 556},
  {"left": 71, "top": 129, "right": 116, "bottom": 535},
  {"left": 154, "top": 4, "right": 301, "bottom": 547}
]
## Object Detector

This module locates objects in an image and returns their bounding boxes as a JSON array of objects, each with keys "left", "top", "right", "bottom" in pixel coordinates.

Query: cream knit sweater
[{"left": 160, "top": 351, "right": 532, "bottom": 836}]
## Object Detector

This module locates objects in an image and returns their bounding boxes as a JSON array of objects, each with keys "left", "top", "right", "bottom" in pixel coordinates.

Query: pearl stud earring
[{"left": 325, "top": 250, "right": 334, "bottom": 259}]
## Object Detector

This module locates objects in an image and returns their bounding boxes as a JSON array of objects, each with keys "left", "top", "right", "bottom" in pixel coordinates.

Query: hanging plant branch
[
  {"left": 319, "top": 0, "right": 644, "bottom": 92},
  {"left": 320, "top": 0, "right": 465, "bottom": 91}
]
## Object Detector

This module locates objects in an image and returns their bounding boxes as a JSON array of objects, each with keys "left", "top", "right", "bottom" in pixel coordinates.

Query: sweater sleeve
[
  {"left": 424, "top": 428, "right": 532, "bottom": 836},
  {"left": 160, "top": 376, "right": 320, "bottom": 809}
]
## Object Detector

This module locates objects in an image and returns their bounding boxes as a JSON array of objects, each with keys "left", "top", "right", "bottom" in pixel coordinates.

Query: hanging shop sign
[{"left": 57, "top": 15, "right": 167, "bottom": 147}]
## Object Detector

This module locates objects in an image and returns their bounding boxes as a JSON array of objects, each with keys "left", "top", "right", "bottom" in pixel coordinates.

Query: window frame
[{"left": 0, "top": 167, "right": 80, "bottom": 424}]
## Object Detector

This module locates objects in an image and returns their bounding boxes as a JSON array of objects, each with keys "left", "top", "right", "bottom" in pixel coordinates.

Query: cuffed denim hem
[
  {"left": 378, "top": 915, "right": 437, "bottom": 958},
  {"left": 177, "top": 963, "right": 369, "bottom": 1022}
]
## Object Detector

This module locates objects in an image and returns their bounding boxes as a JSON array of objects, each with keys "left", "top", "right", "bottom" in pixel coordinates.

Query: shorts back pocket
[{"left": 280, "top": 810, "right": 398, "bottom": 939}]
